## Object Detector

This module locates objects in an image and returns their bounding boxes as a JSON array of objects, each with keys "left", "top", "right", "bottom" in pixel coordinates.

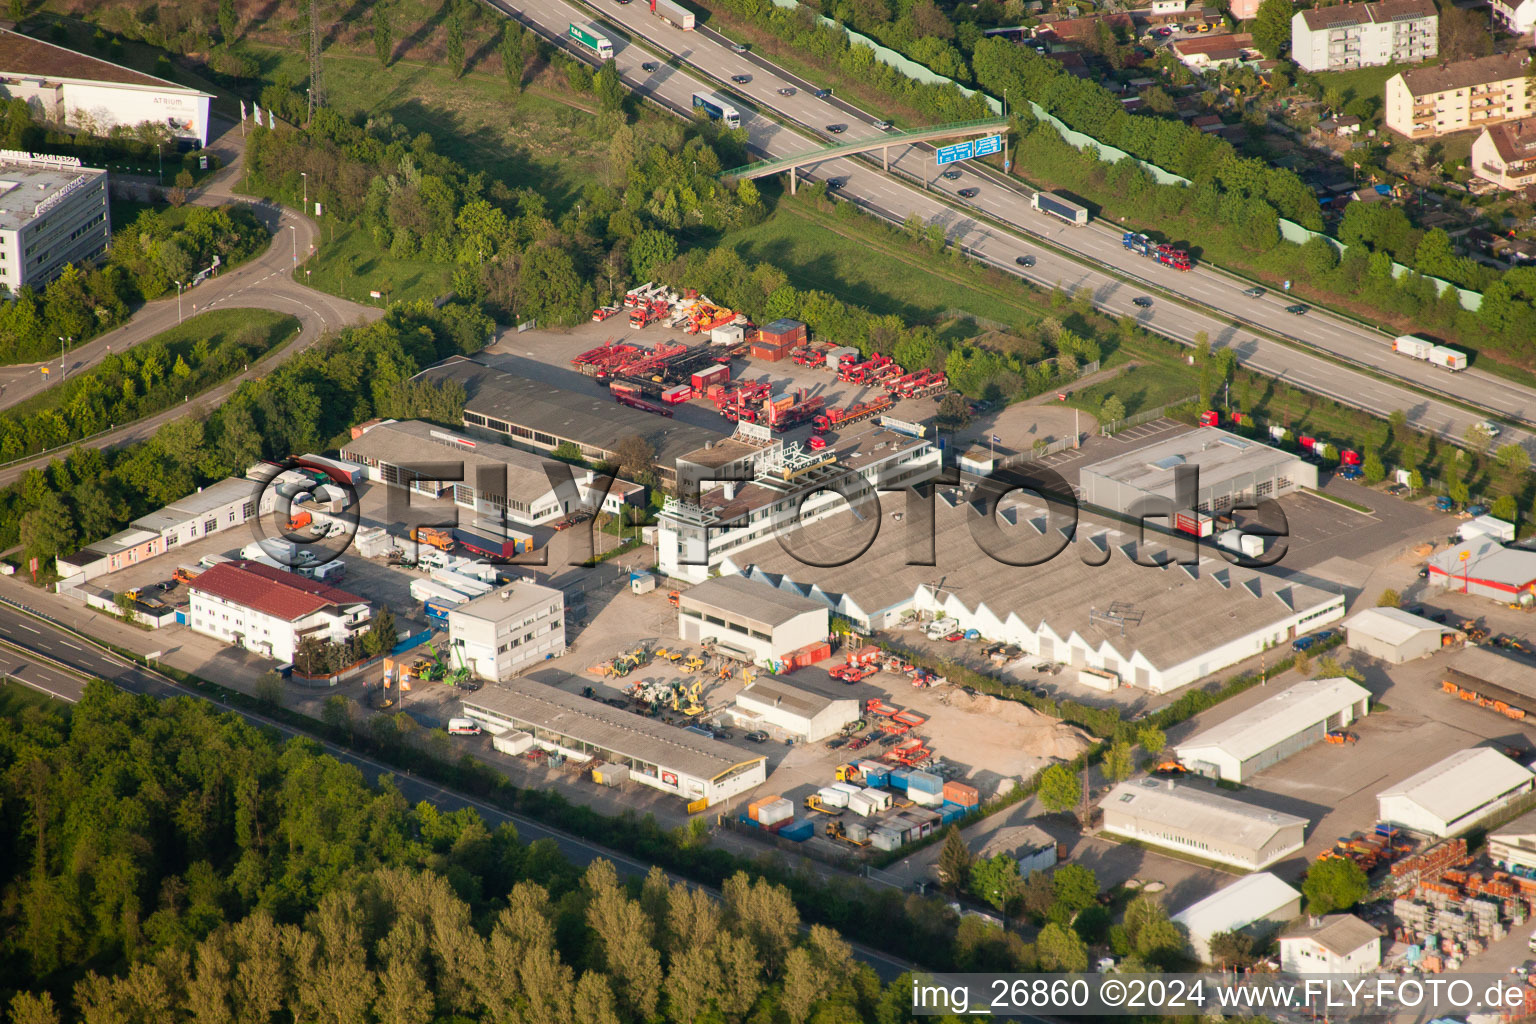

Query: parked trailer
[
  {"left": 1429, "top": 345, "right": 1467, "bottom": 371},
  {"left": 650, "top": 0, "right": 696, "bottom": 29},
  {"left": 615, "top": 392, "right": 674, "bottom": 417},
  {"left": 1174, "top": 510, "right": 1214, "bottom": 537},
  {"left": 1031, "top": 191, "right": 1089, "bottom": 226}
]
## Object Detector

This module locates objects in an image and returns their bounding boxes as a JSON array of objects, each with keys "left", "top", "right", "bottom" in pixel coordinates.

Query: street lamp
[
  {"left": 174, "top": 282, "right": 183, "bottom": 324},
  {"left": 290, "top": 224, "right": 297, "bottom": 264},
  {"left": 301, "top": 171, "right": 308, "bottom": 211},
  {"left": 58, "top": 335, "right": 71, "bottom": 379}
]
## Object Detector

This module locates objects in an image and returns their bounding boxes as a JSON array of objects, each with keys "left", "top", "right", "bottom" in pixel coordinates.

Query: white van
[{"left": 448, "top": 718, "right": 482, "bottom": 736}]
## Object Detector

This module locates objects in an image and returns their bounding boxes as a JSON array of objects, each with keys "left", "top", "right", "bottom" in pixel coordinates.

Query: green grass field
[
  {"left": 0, "top": 678, "right": 70, "bottom": 722},
  {"left": 299, "top": 223, "right": 453, "bottom": 307},
  {"left": 721, "top": 201, "right": 1054, "bottom": 331},
  {"left": 1064, "top": 359, "right": 1197, "bottom": 418}
]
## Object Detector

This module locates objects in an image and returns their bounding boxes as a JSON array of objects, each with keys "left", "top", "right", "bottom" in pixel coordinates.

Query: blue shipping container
[
  {"left": 887, "top": 768, "right": 911, "bottom": 791},
  {"left": 908, "top": 770, "right": 943, "bottom": 794},
  {"left": 860, "top": 767, "right": 890, "bottom": 787},
  {"left": 779, "top": 820, "right": 815, "bottom": 842},
  {"left": 940, "top": 806, "right": 964, "bottom": 825}
]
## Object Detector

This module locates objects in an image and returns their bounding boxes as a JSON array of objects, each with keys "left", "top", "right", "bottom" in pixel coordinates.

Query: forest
[{"left": 0, "top": 683, "right": 954, "bottom": 1024}]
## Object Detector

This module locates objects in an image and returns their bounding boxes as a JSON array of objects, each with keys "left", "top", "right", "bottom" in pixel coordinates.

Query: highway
[
  {"left": 0, "top": 598, "right": 917, "bottom": 982},
  {"left": 490, "top": 0, "right": 1533, "bottom": 454}
]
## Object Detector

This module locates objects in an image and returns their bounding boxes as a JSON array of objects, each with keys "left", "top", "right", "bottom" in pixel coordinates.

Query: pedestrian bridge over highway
[{"left": 722, "top": 117, "right": 1009, "bottom": 193}]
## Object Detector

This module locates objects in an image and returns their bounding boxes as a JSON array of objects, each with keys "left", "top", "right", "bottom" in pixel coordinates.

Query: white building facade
[
  {"left": 1176, "top": 677, "right": 1371, "bottom": 783},
  {"left": 187, "top": 561, "right": 372, "bottom": 664},
  {"left": 447, "top": 581, "right": 566, "bottom": 681},
  {"left": 1279, "top": 915, "right": 1383, "bottom": 975},
  {"left": 1378, "top": 749, "right": 1535, "bottom": 836},
  {"left": 1290, "top": 0, "right": 1437, "bottom": 73},
  {"left": 677, "top": 574, "right": 829, "bottom": 664}
]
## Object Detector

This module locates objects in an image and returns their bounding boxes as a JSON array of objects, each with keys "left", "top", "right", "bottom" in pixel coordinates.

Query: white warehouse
[
  {"left": 187, "top": 560, "right": 372, "bottom": 666},
  {"left": 1172, "top": 873, "right": 1302, "bottom": 964},
  {"left": 1101, "top": 779, "right": 1309, "bottom": 870},
  {"left": 1377, "top": 748, "right": 1534, "bottom": 837},
  {"left": 678, "top": 574, "right": 829, "bottom": 665},
  {"left": 447, "top": 580, "right": 566, "bottom": 682},
  {"left": 732, "top": 674, "right": 859, "bottom": 742},
  {"left": 1175, "top": 677, "right": 1371, "bottom": 782}
]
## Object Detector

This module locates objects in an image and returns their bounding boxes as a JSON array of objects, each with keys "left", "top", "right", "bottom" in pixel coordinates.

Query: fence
[{"left": 1099, "top": 394, "right": 1197, "bottom": 436}]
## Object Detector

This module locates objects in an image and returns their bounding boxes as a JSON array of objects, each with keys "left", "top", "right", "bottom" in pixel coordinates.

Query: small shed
[{"left": 1345, "top": 607, "right": 1459, "bottom": 664}]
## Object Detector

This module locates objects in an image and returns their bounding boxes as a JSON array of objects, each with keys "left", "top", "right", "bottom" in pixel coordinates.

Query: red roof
[{"left": 189, "top": 561, "right": 368, "bottom": 621}]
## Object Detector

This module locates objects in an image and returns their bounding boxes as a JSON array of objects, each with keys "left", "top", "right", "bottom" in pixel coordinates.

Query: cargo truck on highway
[
  {"left": 1392, "top": 334, "right": 1467, "bottom": 371},
  {"left": 1032, "top": 191, "right": 1089, "bottom": 226},
  {"left": 650, "top": 0, "right": 695, "bottom": 30},
  {"left": 1429, "top": 345, "right": 1467, "bottom": 371},
  {"left": 567, "top": 22, "right": 614, "bottom": 59},
  {"left": 692, "top": 91, "right": 740, "bottom": 128}
]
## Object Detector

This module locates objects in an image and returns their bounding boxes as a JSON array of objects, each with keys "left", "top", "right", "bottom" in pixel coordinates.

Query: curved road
[
  {"left": 0, "top": 117, "right": 379, "bottom": 420},
  {"left": 493, "top": 0, "right": 1532, "bottom": 454}
]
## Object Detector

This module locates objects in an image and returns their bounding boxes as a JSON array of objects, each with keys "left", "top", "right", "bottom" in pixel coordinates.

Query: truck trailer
[
  {"left": 1429, "top": 345, "right": 1467, "bottom": 371},
  {"left": 1032, "top": 191, "right": 1089, "bottom": 226},
  {"left": 650, "top": 0, "right": 695, "bottom": 30},
  {"left": 567, "top": 22, "right": 614, "bottom": 59}
]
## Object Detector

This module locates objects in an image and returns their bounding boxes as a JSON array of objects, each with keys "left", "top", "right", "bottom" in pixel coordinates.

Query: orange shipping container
[
  {"left": 943, "top": 781, "right": 980, "bottom": 807},
  {"left": 747, "top": 795, "right": 782, "bottom": 822}
]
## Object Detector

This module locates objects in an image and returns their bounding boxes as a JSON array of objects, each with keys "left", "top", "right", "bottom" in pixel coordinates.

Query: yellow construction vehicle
[
  {"left": 679, "top": 679, "right": 705, "bottom": 717},
  {"left": 654, "top": 647, "right": 682, "bottom": 662},
  {"left": 804, "top": 794, "right": 839, "bottom": 815},
  {"left": 834, "top": 763, "right": 861, "bottom": 783},
  {"left": 682, "top": 656, "right": 704, "bottom": 672},
  {"left": 825, "top": 820, "right": 868, "bottom": 846}
]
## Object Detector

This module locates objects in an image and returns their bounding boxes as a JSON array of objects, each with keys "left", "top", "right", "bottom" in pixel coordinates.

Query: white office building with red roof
[{"left": 187, "top": 560, "right": 373, "bottom": 664}]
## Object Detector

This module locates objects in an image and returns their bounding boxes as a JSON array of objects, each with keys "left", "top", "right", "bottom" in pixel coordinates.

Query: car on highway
[
  {"left": 941, "top": 169, "right": 962, "bottom": 180},
  {"left": 641, "top": 61, "right": 659, "bottom": 71},
  {"left": 814, "top": 88, "right": 832, "bottom": 98},
  {"left": 778, "top": 86, "right": 795, "bottom": 95},
  {"left": 1133, "top": 296, "right": 1153, "bottom": 308},
  {"left": 731, "top": 74, "right": 751, "bottom": 83},
  {"left": 1243, "top": 286, "right": 1265, "bottom": 297},
  {"left": 1285, "top": 304, "right": 1309, "bottom": 315},
  {"left": 826, "top": 178, "right": 844, "bottom": 190},
  {"left": 1477, "top": 419, "right": 1503, "bottom": 438},
  {"left": 731, "top": 41, "right": 748, "bottom": 52},
  {"left": 958, "top": 187, "right": 978, "bottom": 198},
  {"left": 873, "top": 119, "right": 893, "bottom": 130},
  {"left": 1016, "top": 255, "right": 1036, "bottom": 267},
  {"left": 825, "top": 123, "right": 846, "bottom": 134}
]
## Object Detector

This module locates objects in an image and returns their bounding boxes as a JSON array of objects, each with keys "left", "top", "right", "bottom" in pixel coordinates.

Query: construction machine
[
  {"left": 1325, "top": 731, "right": 1358, "bottom": 745},
  {"left": 825, "top": 820, "right": 869, "bottom": 846},
  {"left": 654, "top": 647, "right": 683, "bottom": 662},
  {"left": 681, "top": 655, "right": 704, "bottom": 672},
  {"left": 667, "top": 590, "right": 681, "bottom": 607},
  {"left": 804, "top": 794, "right": 839, "bottom": 815},
  {"left": 1152, "top": 760, "right": 1188, "bottom": 776}
]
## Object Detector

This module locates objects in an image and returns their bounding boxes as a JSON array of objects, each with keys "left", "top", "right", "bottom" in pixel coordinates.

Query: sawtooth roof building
[
  {"left": 1377, "top": 748, "right": 1534, "bottom": 837},
  {"left": 460, "top": 669, "right": 767, "bottom": 807},
  {"left": 1175, "top": 677, "right": 1371, "bottom": 782},
  {"left": 723, "top": 493, "right": 1344, "bottom": 694},
  {"left": 1101, "top": 779, "right": 1309, "bottom": 869}
]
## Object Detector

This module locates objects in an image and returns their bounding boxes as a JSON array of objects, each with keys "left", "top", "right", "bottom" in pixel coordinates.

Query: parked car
[
  {"left": 1291, "top": 636, "right": 1318, "bottom": 653},
  {"left": 1339, "top": 465, "right": 1363, "bottom": 480},
  {"left": 1133, "top": 296, "right": 1154, "bottom": 308},
  {"left": 1387, "top": 483, "right": 1408, "bottom": 496},
  {"left": 958, "top": 187, "right": 978, "bottom": 198},
  {"left": 1015, "top": 255, "right": 1036, "bottom": 267},
  {"left": 1418, "top": 567, "right": 1430, "bottom": 579},
  {"left": 1467, "top": 503, "right": 1489, "bottom": 517},
  {"left": 745, "top": 730, "right": 769, "bottom": 743}
]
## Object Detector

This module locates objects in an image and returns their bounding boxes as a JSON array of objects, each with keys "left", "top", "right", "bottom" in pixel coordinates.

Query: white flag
[
  {"left": 267, "top": 109, "right": 275, "bottom": 129},
  {"left": 253, "top": 104, "right": 262, "bottom": 127},
  {"left": 240, "top": 100, "right": 247, "bottom": 121}
]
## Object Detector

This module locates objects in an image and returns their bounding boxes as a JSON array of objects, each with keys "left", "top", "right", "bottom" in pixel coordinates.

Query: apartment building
[
  {"left": 1291, "top": 0, "right": 1437, "bottom": 72},
  {"left": 1385, "top": 52, "right": 1536, "bottom": 139},
  {"left": 447, "top": 581, "right": 565, "bottom": 682},
  {"left": 1472, "top": 118, "right": 1536, "bottom": 190},
  {"left": 1492, "top": 0, "right": 1536, "bottom": 41}
]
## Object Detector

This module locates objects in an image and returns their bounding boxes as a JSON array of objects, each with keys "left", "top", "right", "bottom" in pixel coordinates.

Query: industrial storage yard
[{"left": 14, "top": 293, "right": 1536, "bottom": 980}]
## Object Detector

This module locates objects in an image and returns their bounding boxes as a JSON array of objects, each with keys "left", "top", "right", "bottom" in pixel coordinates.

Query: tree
[
  {"left": 1051, "top": 864, "right": 1099, "bottom": 918},
  {"left": 7, "top": 0, "right": 20, "bottom": 23},
  {"left": 1408, "top": 468, "right": 1424, "bottom": 493},
  {"left": 629, "top": 229, "right": 677, "bottom": 281},
  {"left": 1464, "top": 423, "right": 1493, "bottom": 453},
  {"left": 218, "top": 0, "right": 238, "bottom": 43},
  {"left": 1208, "top": 930, "right": 1256, "bottom": 970},
  {"left": 1137, "top": 723, "right": 1166, "bottom": 755},
  {"left": 1492, "top": 494, "right": 1518, "bottom": 523},
  {"left": 321, "top": 695, "right": 352, "bottom": 737},
  {"left": 1362, "top": 451, "right": 1386, "bottom": 484},
  {"left": 365, "top": 605, "right": 398, "bottom": 657},
  {"left": 936, "top": 392, "right": 970, "bottom": 429},
  {"left": 1376, "top": 588, "right": 1400, "bottom": 608},
  {"left": 936, "top": 827, "right": 973, "bottom": 893},
  {"left": 595, "top": 60, "right": 625, "bottom": 113},
  {"left": 254, "top": 670, "right": 284, "bottom": 705},
  {"left": 1251, "top": 0, "right": 1292, "bottom": 59},
  {"left": 969, "top": 854, "right": 1022, "bottom": 911},
  {"left": 19, "top": 491, "right": 75, "bottom": 563},
  {"left": 1037, "top": 764, "right": 1079, "bottom": 814},
  {"left": 374, "top": 4, "right": 394, "bottom": 67},
  {"left": 1103, "top": 740, "right": 1134, "bottom": 782},
  {"left": 1448, "top": 476, "right": 1469, "bottom": 505},
  {"left": 498, "top": 23, "right": 523, "bottom": 93},
  {"left": 445, "top": 12, "right": 466, "bottom": 78},
  {"left": 1496, "top": 443, "right": 1529, "bottom": 475},
  {"left": 1036, "top": 922, "right": 1088, "bottom": 972},
  {"left": 1123, "top": 895, "right": 1183, "bottom": 966},
  {"left": 1302, "top": 856, "right": 1369, "bottom": 914},
  {"left": 1100, "top": 395, "right": 1126, "bottom": 426}
]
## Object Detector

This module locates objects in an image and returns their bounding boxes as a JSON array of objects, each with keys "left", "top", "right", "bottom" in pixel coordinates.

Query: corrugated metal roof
[
  {"left": 1345, "top": 607, "right": 1445, "bottom": 647},
  {"left": 1172, "top": 872, "right": 1300, "bottom": 937},
  {"left": 681, "top": 574, "right": 825, "bottom": 628},
  {"left": 1377, "top": 748, "right": 1533, "bottom": 823},
  {"left": 1104, "top": 779, "right": 1308, "bottom": 849},
  {"left": 1176, "top": 677, "right": 1370, "bottom": 763}
]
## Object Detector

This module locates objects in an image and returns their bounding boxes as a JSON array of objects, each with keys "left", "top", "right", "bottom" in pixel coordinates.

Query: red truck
[{"left": 812, "top": 395, "right": 894, "bottom": 433}]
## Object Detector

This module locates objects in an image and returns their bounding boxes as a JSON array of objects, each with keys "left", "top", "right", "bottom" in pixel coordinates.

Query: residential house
[
  {"left": 1385, "top": 52, "right": 1536, "bottom": 139},
  {"left": 1291, "top": 0, "right": 1438, "bottom": 72},
  {"left": 1473, "top": 118, "right": 1536, "bottom": 190}
]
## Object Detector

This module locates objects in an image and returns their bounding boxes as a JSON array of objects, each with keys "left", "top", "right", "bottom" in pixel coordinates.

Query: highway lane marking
[{"left": 59, "top": 640, "right": 83, "bottom": 651}]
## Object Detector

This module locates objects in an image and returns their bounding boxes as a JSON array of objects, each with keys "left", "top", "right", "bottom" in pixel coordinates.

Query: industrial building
[
  {"left": 460, "top": 671, "right": 767, "bottom": 806},
  {"left": 1377, "top": 748, "right": 1534, "bottom": 837},
  {"left": 1079, "top": 426, "right": 1316, "bottom": 519},
  {"left": 1427, "top": 536, "right": 1536, "bottom": 605},
  {"left": 187, "top": 560, "right": 373, "bottom": 665},
  {"left": 0, "top": 29, "right": 213, "bottom": 145},
  {"left": 0, "top": 151, "right": 109, "bottom": 292},
  {"left": 678, "top": 574, "right": 829, "bottom": 664},
  {"left": 1175, "top": 677, "right": 1371, "bottom": 783},
  {"left": 417, "top": 355, "right": 725, "bottom": 487},
  {"left": 1172, "top": 873, "right": 1302, "bottom": 964},
  {"left": 975, "top": 825, "right": 1060, "bottom": 875},
  {"left": 1441, "top": 647, "right": 1536, "bottom": 718},
  {"left": 338, "top": 419, "right": 643, "bottom": 530},
  {"left": 1289, "top": 0, "right": 1437, "bottom": 73},
  {"left": 726, "top": 495, "right": 1344, "bottom": 694},
  {"left": 1100, "top": 779, "right": 1309, "bottom": 870},
  {"left": 447, "top": 581, "right": 566, "bottom": 682},
  {"left": 658, "top": 423, "right": 942, "bottom": 582},
  {"left": 1279, "top": 915, "right": 1383, "bottom": 975},
  {"left": 731, "top": 674, "right": 859, "bottom": 742},
  {"left": 1344, "top": 606, "right": 1460, "bottom": 663},
  {"left": 1487, "top": 807, "right": 1536, "bottom": 873}
]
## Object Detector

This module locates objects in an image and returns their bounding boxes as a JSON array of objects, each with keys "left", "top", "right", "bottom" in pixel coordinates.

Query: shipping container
[
  {"left": 296, "top": 453, "right": 366, "bottom": 486},
  {"left": 817, "top": 786, "right": 850, "bottom": 809},
  {"left": 758, "top": 797, "right": 793, "bottom": 825},
  {"left": 940, "top": 805, "right": 965, "bottom": 825},
  {"left": 710, "top": 325, "right": 744, "bottom": 346},
  {"left": 859, "top": 765, "right": 890, "bottom": 789},
  {"left": 410, "top": 578, "right": 470, "bottom": 604},
  {"left": 861, "top": 787, "right": 893, "bottom": 811},
  {"left": 909, "top": 788, "right": 944, "bottom": 807},
  {"left": 750, "top": 344, "right": 789, "bottom": 362},
  {"left": 1429, "top": 345, "right": 1467, "bottom": 371},
  {"left": 431, "top": 568, "right": 493, "bottom": 597},
  {"left": 629, "top": 571, "right": 658, "bottom": 594},
  {"left": 824, "top": 346, "right": 860, "bottom": 371},
  {"left": 1173, "top": 510, "right": 1214, "bottom": 537},
  {"left": 747, "top": 795, "right": 780, "bottom": 821},
  {"left": 848, "top": 791, "right": 883, "bottom": 817},
  {"left": 870, "top": 827, "right": 905, "bottom": 852},
  {"left": 492, "top": 731, "right": 534, "bottom": 755},
  {"left": 662, "top": 384, "right": 693, "bottom": 403},
  {"left": 759, "top": 318, "right": 807, "bottom": 346},
  {"left": 692, "top": 363, "right": 731, "bottom": 389},
  {"left": 779, "top": 819, "right": 815, "bottom": 842},
  {"left": 907, "top": 769, "right": 943, "bottom": 795},
  {"left": 886, "top": 768, "right": 911, "bottom": 791},
  {"left": 424, "top": 597, "right": 458, "bottom": 628},
  {"left": 943, "top": 780, "right": 980, "bottom": 807}
]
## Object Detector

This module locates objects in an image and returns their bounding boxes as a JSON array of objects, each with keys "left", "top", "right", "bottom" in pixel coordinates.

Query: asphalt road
[
  {"left": 0, "top": 118, "right": 380, "bottom": 433},
  {"left": 491, "top": 0, "right": 1532, "bottom": 454},
  {"left": 0, "top": 598, "right": 917, "bottom": 982}
]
